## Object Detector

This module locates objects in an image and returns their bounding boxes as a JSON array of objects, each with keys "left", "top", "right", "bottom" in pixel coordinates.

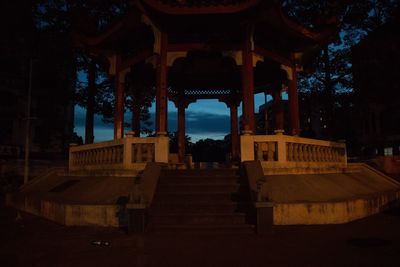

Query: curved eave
[
  {"left": 71, "top": 9, "right": 142, "bottom": 48},
  {"left": 266, "top": 0, "right": 339, "bottom": 47},
  {"left": 139, "top": 0, "right": 260, "bottom": 15}
]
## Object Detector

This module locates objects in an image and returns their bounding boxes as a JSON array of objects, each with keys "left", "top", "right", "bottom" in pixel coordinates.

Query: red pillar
[
  {"left": 156, "top": 32, "right": 168, "bottom": 136},
  {"left": 229, "top": 103, "right": 239, "bottom": 160},
  {"left": 131, "top": 95, "right": 141, "bottom": 137},
  {"left": 114, "top": 71, "right": 125, "bottom": 139},
  {"left": 241, "top": 29, "right": 255, "bottom": 134},
  {"left": 288, "top": 67, "right": 300, "bottom": 136},
  {"left": 273, "top": 87, "right": 284, "bottom": 134},
  {"left": 177, "top": 101, "right": 186, "bottom": 163}
]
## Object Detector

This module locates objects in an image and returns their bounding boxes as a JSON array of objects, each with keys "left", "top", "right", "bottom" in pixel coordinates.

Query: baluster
[
  {"left": 297, "top": 144, "right": 302, "bottom": 162},
  {"left": 327, "top": 147, "right": 331, "bottom": 162},
  {"left": 324, "top": 147, "right": 329, "bottom": 162},
  {"left": 301, "top": 144, "right": 307, "bottom": 162},
  {"left": 110, "top": 147, "right": 114, "bottom": 163},
  {"left": 299, "top": 144, "right": 304, "bottom": 161},
  {"left": 89, "top": 150, "right": 93, "bottom": 164},
  {"left": 137, "top": 144, "right": 142, "bottom": 163},
  {"left": 308, "top": 145, "right": 313, "bottom": 162},
  {"left": 132, "top": 144, "right": 137, "bottom": 163},
  {"left": 305, "top": 144, "right": 311, "bottom": 162},
  {"left": 107, "top": 148, "right": 111, "bottom": 163},
  {"left": 287, "top": 143, "right": 293, "bottom": 161},
  {"left": 100, "top": 149, "right": 104, "bottom": 163},
  {"left": 292, "top": 143, "right": 298, "bottom": 162},
  {"left": 255, "top": 143, "right": 262, "bottom": 161},
  {"left": 334, "top": 148, "right": 338, "bottom": 162},
  {"left": 94, "top": 149, "right": 98, "bottom": 164},
  {"left": 320, "top": 147, "right": 325, "bottom": 162},
  {"left": 148, "top": 144, "right": 154, "bottom": 162},
  {"left": 310, "top": 145, "right": 315, "bottom": 162},
  {"left": 315, "top": 146, "right": 320, "bottom": 162},
  {"left": 328, "top": 147, "right": 333, "bottom": 162},
  {"left": 304, "top": 144, "right": 309, "bottom": 162},
  {"left": 116, "top": 146, "right": 121, "bottom": 163},
  {"left": 104, "top": 148, "right": 109, "bottom": 163},
  {"left": 117, "top": 146, "right": 121, "bottom": 163},
  {"left": 100, "top": 148, "right": 103, "bottom": 164}
]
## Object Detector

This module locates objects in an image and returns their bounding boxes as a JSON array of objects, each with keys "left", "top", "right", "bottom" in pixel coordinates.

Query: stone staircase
[{"left": 147, "top": 168, "right": 255, "bottom": 234}]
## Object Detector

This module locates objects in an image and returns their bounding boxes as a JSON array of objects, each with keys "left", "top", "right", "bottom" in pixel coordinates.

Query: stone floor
[{"left": 2, "top": 200, "right": 400, "bottom": 267}]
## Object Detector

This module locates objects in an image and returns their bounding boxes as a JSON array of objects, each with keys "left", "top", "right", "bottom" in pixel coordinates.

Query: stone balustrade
[
  {"left": 241, "top": 134, "right": 347, "bottom": 174},
  {"left": 69, "top": 136, "right": 168, "bottom": 173},
  {"left": 286, "top": 142, "right": 344, "bottom": 163}
]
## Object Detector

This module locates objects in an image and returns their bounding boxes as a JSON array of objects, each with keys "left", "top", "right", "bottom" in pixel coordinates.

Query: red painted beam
[{"left": 141, "top": 0, "right": 260, "bottom": 15}]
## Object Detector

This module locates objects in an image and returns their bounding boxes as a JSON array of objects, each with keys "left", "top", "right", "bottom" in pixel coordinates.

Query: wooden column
[
  {"left": 85, "top": 59, "right": 95, "bottom": 144},
  {"left": 241, "top": 29, "right": 255, "bottom": 134},
  {"left": 114, "top": 71, "right": 125, "bottom": 139},
  {"left": 177, "top": 100, "right": 186, "bottom": 163},
  {"left": 131, "top": 94, "right": 141, "bottom": 137},
  {"left": 288, "top": 66, "right": 300, "bottom": 136},
  {"left": 156, "top": 32, "right": 168, "bottom": 136},
  {"left": 229, "top": 103, "right": 240, "bottom": 160},
  {"left": 273, "top": 87, "right": 284, "bottom": 134}
]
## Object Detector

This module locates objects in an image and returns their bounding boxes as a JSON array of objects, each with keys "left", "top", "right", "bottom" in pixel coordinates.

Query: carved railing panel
[
  {"left": 132, "top": 143, "right": 155, "bottom": 163},
  {"left": 254, "top": 142, "right": 277, "bottom": 162}
]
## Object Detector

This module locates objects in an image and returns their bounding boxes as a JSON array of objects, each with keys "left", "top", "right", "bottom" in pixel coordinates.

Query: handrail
[
  {"left": 69, "top": 136, "right": 169, "bottom": 172},
  {"left": 241, "top": 134, "right": 347, "bottom": 169}
]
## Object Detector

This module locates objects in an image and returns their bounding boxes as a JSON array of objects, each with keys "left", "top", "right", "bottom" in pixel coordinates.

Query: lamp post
[{"left": 24, "top": 57, "right": 33, "bottom": 184}]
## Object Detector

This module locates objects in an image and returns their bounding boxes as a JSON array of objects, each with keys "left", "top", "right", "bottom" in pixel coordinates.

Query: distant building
[
  {"left": 254, "top": 94, "right": 328, "bottom": 138},
  {"left": 352, "top": 15, "right": 400, "bottom": 157}
]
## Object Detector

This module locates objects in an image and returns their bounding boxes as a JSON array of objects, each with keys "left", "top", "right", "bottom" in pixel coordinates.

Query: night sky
[{"left": 74, "top": 93, "right": 284, "bottom": 142}]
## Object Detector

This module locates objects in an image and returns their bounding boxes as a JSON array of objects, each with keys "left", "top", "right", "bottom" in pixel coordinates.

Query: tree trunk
[
  {"left": 85, "top": 59, "right": 96, "bottom": 144},
  {"left": 323, "top": 45, "right": 334, "bottom": 139}
]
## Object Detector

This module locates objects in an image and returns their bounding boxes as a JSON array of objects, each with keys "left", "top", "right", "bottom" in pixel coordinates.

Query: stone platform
[
  {"left": 5, "top": 163, "right": 400, "bottom": 230},
  {"left": 261, "top": 163, "right": 400, "bottom": 225},
  {"left": 6, "top": 171, "right": 135, "bottom": 227}
]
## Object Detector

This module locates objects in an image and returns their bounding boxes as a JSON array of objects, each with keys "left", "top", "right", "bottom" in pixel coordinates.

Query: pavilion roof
[
  {"left": 71, "top": 0, "right": 339, "bottom": 99},
  {"left": 72, "top": 0, "right": 338, "bottom": 53}
]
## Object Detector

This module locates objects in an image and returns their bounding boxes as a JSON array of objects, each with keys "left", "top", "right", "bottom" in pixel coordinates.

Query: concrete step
[
  {"left": 150, "top": 202, "right": 240, "bottom": 214},
  {"left": 153, "top": 192, "right": 236, "bottom": 204},
  {"left": 163, "top": 169, "right": 239, "bottom": 178},
  {"left": 159, "top": 176, "right": 239, "bottom": 185},
  {"left": 156, "top": 183, "right": 239, "bottom": 194},
  {"left": 148, "top": 168, "right": 254, "bottom": 234},
  {"left": 146, "top": 224, "right": 255, "bottom": 234},
  {"left": 149, "top": 213, "right": 247, "bottom": 225}
]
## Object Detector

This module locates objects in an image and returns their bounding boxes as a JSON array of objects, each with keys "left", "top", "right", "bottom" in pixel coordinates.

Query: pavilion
[
  {"left": 7, "top": 0, "right": 400, "bottom": 232},
  {"left": 71, "top": 0, "right": 340, "bottom": 165}
]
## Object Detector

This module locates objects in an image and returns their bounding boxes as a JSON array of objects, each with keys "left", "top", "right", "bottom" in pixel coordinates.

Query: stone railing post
[
  {"left": 276, "top": 138, "right": 287, "bottom": 163},
  {"left": 124, "top": 132, "right": 135, "bottom": 169}
]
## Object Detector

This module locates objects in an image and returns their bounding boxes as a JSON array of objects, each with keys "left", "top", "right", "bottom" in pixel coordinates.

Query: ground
[{"left": 1, "top": 199, "right": 400, "bottom": 267}]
